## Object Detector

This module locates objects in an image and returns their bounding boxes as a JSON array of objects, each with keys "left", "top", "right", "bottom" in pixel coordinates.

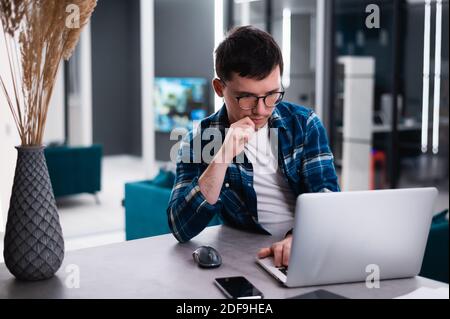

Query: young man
[{"left": 167, "top": 26, "right": 339, "bottom": 267}]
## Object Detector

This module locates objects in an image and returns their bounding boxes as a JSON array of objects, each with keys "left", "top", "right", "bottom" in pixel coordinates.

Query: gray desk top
[{"left": 0, "top": 224, "right": 447, "bottom": 299}]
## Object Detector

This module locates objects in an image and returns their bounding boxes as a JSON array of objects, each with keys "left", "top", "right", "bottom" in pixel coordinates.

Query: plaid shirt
[{"left": 167, "top": 102, "right": 340, "bottom": 242}]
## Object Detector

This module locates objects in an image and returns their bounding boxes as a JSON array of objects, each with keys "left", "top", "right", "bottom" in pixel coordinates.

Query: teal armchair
[
  {"left": 124, "top": 169, "right": 222, "bottom": 240},
  {"left": 420, "top": 209, "right": 449, "bottom": 283},
  {"left": 45, "top": 144, "right": 102, "bottom": 198}
]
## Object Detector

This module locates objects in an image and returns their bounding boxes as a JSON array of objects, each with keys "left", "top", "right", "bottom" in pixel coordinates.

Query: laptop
[{"left": 256, "top": 187, "right": 438, "bottom": 287}]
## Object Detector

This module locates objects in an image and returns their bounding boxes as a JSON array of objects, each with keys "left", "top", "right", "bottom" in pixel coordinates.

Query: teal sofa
[
  {"left": 124, "top": 169, "right": 222, "bottom": 240},
  {"left": 420, "top": 209, "right": 449, "bottom": 283},
  {"left": 44, "top": 144, "right": 102, "bottom": 198}
]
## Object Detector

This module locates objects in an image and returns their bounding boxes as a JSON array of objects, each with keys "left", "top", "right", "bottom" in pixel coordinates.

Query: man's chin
[{"left": 252, "top": 118, "right": 267, "bottom": 128}]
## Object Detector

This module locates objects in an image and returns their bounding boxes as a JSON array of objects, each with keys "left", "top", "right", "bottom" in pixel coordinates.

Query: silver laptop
[{"left": 256, "top": 187, "right": 438, "bottom": 287}]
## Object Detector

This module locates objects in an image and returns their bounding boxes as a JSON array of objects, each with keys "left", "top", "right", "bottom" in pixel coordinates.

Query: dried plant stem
[
  {"left": 0, "top": 0, "right": 97, "bottom": 146},
  {"left": 6, "top": 33, "right": 24, "bottom": 132},
  {"left": 2, "top": 23, "right": 24, "bottom": 139},
  {"left": 0, "top": 76, "right": 25, "bottom": 145}
]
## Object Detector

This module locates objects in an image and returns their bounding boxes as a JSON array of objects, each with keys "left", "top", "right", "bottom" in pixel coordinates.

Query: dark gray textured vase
[{"left": 3, "top": 146, "right": 64, "bottom": 281}]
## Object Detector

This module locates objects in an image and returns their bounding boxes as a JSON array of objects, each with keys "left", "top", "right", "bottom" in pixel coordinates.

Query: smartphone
[{"left": 214, "top": 276, "right": 264, "bottom": 299}]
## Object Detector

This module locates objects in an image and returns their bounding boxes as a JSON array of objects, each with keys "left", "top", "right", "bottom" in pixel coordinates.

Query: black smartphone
[{"left": 215, "top": 276, "right": 264, "bottom": 299}]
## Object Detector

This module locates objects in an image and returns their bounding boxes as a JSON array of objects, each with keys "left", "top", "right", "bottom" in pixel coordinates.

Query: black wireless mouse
[{"left": 192, "top": 246, "right": 222, "bottom": 268}]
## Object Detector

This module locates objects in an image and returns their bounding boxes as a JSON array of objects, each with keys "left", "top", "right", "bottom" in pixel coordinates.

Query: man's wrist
[{"left": 214, "top": 147, "right": 233, "bottom": 164}]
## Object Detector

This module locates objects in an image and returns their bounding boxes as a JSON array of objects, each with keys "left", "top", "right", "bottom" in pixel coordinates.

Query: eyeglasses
[
  {"left": 218, "top": 79, "right": 285, "bottom": 111},
  {"left": 235, "top": 91, "right": 285, "bottom": 110}
]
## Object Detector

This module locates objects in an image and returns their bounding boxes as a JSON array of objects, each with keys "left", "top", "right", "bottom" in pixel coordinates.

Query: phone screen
[{"left": 215, "top": 276, "right": 264, "bottom": 299}]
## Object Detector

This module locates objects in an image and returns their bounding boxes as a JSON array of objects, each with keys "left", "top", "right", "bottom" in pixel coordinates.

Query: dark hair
[{"left": 215, "top": 26, "right": 283, "bottom": 82}]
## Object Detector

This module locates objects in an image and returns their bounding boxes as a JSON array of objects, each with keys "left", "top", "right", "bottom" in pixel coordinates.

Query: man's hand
[
  {"left": 218, "top": 117, "right": 255, "bottom": 163},
  {"left": 198, "top": 117, "right": 255, "bottom": 204},
  {"left": 257, "top": 234, "right": 292, "bottom": 267}
]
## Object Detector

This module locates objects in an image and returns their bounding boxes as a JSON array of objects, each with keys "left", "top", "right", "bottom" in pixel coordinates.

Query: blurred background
[{"left": 0, "top": 0, "right": 448, "bottom": 268}]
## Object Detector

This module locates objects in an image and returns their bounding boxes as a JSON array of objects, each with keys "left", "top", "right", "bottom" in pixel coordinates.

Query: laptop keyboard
[{"left": 277, "top": 266, "right": 288, "bottom": 275}]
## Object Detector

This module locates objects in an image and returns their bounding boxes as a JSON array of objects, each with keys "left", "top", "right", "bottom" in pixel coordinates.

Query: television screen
[{"left": 154, "top": 77, "right": 209, "bottom": 132}]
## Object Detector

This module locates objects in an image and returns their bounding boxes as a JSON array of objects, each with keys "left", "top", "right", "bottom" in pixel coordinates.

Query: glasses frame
[
  {"left": 219, "top": 79, "right": 285, "bottom": 110},
  {"left": 235, "top": 91, "right": 285, "bottom": 110}
]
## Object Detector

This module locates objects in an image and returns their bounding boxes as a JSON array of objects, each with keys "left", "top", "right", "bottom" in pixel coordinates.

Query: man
[{"left": 167, "top": 26, "right": 339, "bottom": 267}]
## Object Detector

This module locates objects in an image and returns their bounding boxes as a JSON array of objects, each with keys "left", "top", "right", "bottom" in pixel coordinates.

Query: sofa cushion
[
  {"left": 432, "top": 209, "right": 449, "bottom": 224},
  {"left": 45, "top": 144, "right": 102, "bottom": 197},
  {"left": 152, "top": 168, "right": 176, "bottom": 189},
  {"left": 420, "top": 209, "right": 449, "bottom": 283}
]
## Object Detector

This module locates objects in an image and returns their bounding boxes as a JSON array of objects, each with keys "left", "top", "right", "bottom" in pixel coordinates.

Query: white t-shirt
[{"left": 244, "top": 124, "right": 296, "bottom": 232}]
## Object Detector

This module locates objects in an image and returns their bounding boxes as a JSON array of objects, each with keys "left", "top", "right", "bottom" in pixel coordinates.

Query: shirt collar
[
  {"left": 268, "top": 105, "right": 288, "bottom": 131},
  {"left": 209, "top": 104, "right": 230, "bottom": 130}
]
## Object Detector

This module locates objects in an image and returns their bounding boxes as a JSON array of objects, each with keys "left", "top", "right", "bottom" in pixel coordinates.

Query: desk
[{"left": 0, "top": 224, "right": 447, "bottom": 299}]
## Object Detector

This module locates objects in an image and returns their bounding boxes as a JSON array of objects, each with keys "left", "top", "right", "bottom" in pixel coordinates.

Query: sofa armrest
[
  {"left": 125, "top": 182, "right": 172, "bottom": 240},
  {"left": 125, "top": 180, "right": 222, "bottom": 241},
  {"left": 420, "top": 221, "right": 449, "bottom": 283}
]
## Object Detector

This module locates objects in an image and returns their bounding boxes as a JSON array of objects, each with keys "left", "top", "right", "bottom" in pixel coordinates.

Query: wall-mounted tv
[{"left": 154, "top": 77, "right": 209, "bottom": 132}]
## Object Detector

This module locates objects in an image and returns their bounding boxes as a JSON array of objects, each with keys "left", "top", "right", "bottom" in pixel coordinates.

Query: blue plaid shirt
[{"left": 167, "top": 102, "right": 340, "bottom": 242}]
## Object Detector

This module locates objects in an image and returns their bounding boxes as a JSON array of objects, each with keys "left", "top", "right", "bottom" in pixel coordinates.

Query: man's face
[{"left": 213, "top": 66, "right": 282, "bottom": 129}]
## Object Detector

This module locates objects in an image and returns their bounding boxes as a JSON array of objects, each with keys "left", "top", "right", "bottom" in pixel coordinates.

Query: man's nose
[{"left": 253, "top": 98, "right": 266, "bottom": 115}]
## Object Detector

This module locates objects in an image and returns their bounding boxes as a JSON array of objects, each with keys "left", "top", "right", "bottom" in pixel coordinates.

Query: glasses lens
[
  {"left": 265, "top": 92, "right": 283, "bottom": 107},
  {"left": 239, "top": 96, "right": 258, "bottom": 110}
]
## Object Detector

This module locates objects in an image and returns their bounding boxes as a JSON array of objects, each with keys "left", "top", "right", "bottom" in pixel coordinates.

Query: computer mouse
[{"left": 192, "top": 246, "right": 222, "bottom": 268}]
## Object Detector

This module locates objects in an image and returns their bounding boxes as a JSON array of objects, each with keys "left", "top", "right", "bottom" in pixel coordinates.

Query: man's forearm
[{"left": 198, "top": 150, "right": 229, "bottom": 205}]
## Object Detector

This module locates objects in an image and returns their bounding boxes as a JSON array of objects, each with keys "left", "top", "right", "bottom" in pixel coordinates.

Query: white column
[
  {"left": 339, "top": 56, "right": 375, "bottom": 191},
  {"left": 141, "top": 0, "right": 157, "bottom": 178},
  {"left": 69, "top": 24, "right": 93, "bottom": 146},
  {"left": 214, "top": 0, "right": 224, "bottom": 112},
  {"left": 241, "top": 1, "right": 250, "bottom": 26},
  {"left": 80, "top": 24, "right": 93, "bottom": 146},
  {"left": 421, "top": 0, "right": 431, "bottom": 153},
  {"left": 0, "top": 198, "right": 3, "bottom": 232},
  {"left": 282, "top": 8, "right": 291, "bottom": 88},
  {"left": 432, "top": 0, "right": 442, "bottom": 154},
  {"left": 315, "top": 0, "right": 326, "bottom": 120},
  {"left": 43, "top": 63, "right": 65, "bottom": 145}
]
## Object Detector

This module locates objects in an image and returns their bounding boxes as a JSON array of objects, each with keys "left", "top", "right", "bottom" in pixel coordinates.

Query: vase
[{"left": 3, "top": 146, "right": 64, "bottom": 281}]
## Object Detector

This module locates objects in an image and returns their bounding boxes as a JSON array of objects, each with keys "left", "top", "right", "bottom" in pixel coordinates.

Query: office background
[{"left": 0, "top": 0, "right": 448, "bottom": 281}]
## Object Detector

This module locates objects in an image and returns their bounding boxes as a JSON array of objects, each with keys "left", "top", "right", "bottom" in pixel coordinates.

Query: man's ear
[{"left": 212, "top": 78, "right": 224, "bottom": 98}]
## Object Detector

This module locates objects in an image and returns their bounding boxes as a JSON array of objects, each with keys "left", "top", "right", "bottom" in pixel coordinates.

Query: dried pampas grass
[{"left": 0, "top": 0, "right": 97, "bottom": 146}]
